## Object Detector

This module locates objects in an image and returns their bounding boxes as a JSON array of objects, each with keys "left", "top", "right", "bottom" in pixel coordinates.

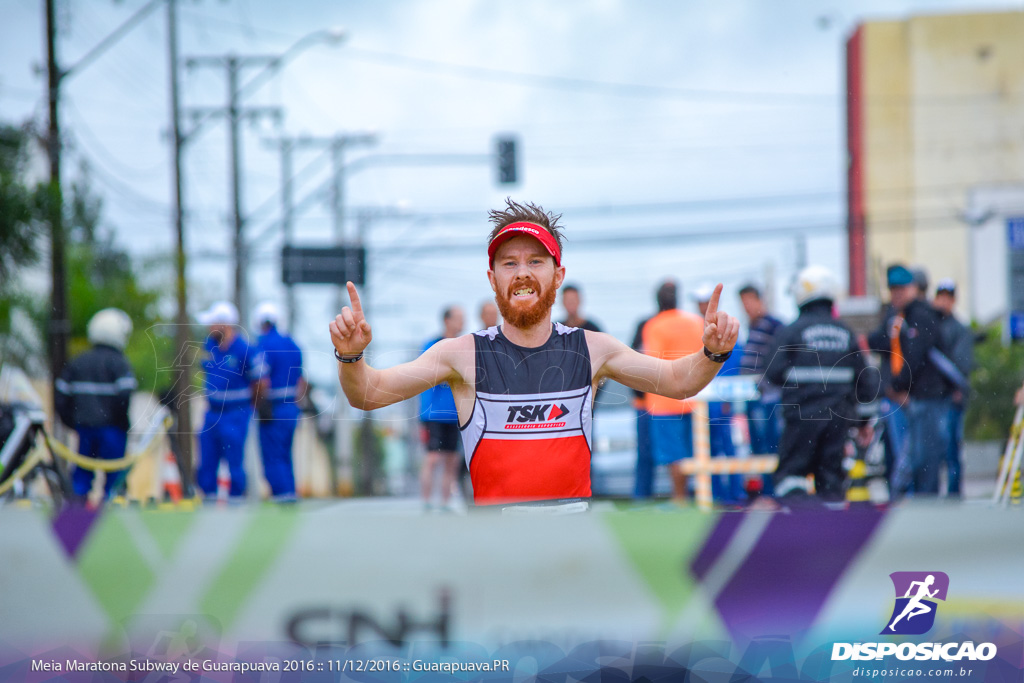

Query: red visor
[{"left": 487, "top": 222, "right": 561, "bottom": 267}]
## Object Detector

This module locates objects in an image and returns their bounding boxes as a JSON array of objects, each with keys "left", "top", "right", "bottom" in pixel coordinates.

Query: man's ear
[
  {"left": 554, "top": 265, "right": 566, "bottom": 290},
  {"left": 487, "top": 269, "right": 497, "bottom": 293}
]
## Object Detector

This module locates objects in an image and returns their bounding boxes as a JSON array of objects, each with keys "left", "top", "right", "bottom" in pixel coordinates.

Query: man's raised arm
[
  {"left": 591, "top": 283, "right": 740, "bottom": 399},
  {"left": 329, "top": 282, "right": 459, "bottom": 410}
]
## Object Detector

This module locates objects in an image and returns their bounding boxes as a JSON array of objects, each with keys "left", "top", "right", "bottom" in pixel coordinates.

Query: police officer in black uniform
[
  {"left": 765, "top": 266, "right": 877, "bottom": 502},
  {"left": 55, "top": 308, "right": 137, "bottom": 499}
]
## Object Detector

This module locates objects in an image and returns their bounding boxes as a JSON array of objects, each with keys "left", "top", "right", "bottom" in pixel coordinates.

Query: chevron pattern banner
[{"left": 0, "top": 505, "right": 1021, "bottom": 681}]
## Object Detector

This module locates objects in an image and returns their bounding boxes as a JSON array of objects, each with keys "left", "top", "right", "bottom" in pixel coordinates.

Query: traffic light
[{"left": 495, "top": 135, "right": 518, "bottom": 184}]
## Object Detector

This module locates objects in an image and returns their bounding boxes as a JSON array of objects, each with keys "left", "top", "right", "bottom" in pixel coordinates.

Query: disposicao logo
[
  {"left": 882, "top": 571, "right": 948, "bottom": 635},
  {"left": 831, "top": 572, "right": 997, "bottom": 662}
]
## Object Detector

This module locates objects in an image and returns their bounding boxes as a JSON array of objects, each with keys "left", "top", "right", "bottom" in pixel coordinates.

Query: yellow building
[{"left": 847, "top": 10, "right": 1024, "bottom": 321}]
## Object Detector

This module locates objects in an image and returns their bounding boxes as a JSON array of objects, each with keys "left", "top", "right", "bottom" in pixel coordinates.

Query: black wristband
[
  {"left": 334, "top": 349, "right": 364, "bottom": 364},
  {"left": 703, "top": 346, "right": 732, "bottom": 363}
]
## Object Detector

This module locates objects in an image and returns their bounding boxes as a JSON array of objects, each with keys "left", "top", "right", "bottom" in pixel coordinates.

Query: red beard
[{"left": 495, "top": 274, "right": 557, "bottom": 330}]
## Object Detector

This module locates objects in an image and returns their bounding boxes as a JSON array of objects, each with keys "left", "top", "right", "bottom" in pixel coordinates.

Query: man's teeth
[{"left": 514, "top": 288, "right": 534, "bottom": 295}]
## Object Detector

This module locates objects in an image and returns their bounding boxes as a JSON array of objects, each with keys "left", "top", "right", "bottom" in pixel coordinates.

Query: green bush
[{"left": 965, "top": 324, "right": 1024, "bottom": 441}]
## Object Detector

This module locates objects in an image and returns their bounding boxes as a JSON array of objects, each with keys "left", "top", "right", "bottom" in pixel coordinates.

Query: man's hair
[
  {"left": 442, "top": 306, "right": 459, "bottom": 322},
  {"left": 562, "top": 283, "right": 580, "bottom": 296},
  {"left": 738, "top": 284, "right": 761, "bottom": 299},
  {"left": 487, "top": 198, "right": 565, "bottom": 258},
  {"left": 656, "top": 281, "right": 677, "bottom": 312}
]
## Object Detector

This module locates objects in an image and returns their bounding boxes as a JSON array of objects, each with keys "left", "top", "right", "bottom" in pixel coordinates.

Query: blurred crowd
[
  {"left": 623, "top": 262, "right": 974, "bottom": 506},
  {"left": 52, "top": 300, "right": 309, "bottom": 504},
  {"left": 44, "top": 259, "right": 975, "bottom": 508}
]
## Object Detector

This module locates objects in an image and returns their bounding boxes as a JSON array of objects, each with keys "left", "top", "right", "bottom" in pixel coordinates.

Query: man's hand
[
  {"left": 329, "top": 281, "right": 373, "bottom": 357},
  {"left": 701, "top": 283, "right": 740, "bottom": 355}
]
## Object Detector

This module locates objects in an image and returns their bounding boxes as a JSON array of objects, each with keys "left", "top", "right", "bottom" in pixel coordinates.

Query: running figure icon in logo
[{"left": 882, "top": 572, "right": 950, "bottom": 635}]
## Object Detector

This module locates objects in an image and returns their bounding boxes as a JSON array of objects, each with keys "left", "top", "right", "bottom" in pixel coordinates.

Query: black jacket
[
  {"left": 765, "top": 300, "right": 877, "bottom": 420},
  {"left": 55, "top": 344, "right": 136, "bottom": 430},
  {"left": 871, "top": 299, "right": 953, "bottom": 400},
  {"left": 938, "top": 311, "right": 974, "bottom": 405}
]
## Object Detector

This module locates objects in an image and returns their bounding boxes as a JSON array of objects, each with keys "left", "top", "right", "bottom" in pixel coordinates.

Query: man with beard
[{"left": 330, "top": 199, "right": 740, "bottom": 509}]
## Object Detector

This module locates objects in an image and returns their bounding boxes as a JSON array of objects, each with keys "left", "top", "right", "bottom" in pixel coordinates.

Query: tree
[
  {"left": 61, "top": 161, "right": 178, "bottom": 394},
  {"left": 965, "top": 325, "right": 1024, "bottom": 442},
  {"left": 0, "top": 124, "right": 46, "bottom": 372},
  {"left": 0, "top": 119, "right": 180, "bottom": 394}
]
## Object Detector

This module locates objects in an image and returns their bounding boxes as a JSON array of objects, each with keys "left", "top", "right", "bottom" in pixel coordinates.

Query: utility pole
[
  {"left": 287, "top": 133, "right": 379, "bottom": 244},
  {"left": 183, "top": 30, "right": 345, "bottom": 320},
  {"left": 42, "top": 0, "right": 164, "bottom": 432},
  {"left": 167, "top": 0, "right": 194, "bottom": 492},
  {"left": 276, "top": 131, "right": 376, "bottom": 493},
  {"left": 184, "top": 55, "right": 282, "bottom": 319},
  {"left": 44, "top": 0, "right": 68, "bottom": 427},
  {"left": 795, "top": 232, "right": 808, "bottom": 270},
  {"left": 330, "top": 134, "right": 376, "bottom": 495},
  {"left": 276, "top": 138, "right": 297, "bottom": 332}
]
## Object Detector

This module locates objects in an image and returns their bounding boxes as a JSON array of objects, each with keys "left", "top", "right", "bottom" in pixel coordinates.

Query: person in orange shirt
[{"left": 642, "top": 281, "right": 712, "bottom": 502}]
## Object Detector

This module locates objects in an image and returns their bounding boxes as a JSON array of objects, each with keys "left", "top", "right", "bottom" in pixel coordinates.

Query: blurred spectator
[
  {"left": 933, "top": 279, "right": 974, "bottom": 497},
  {"left": 419, "top": 306, "right": 464, "bottom": 511},
  {"left": 55, "top": 308, "right": 136, "bottom": 500},
  {"left": 695, "top": 285, "right": 745, "bottom": 502},
  {"left": 479, "top": 300, "right": 499, "bottom": 330},
  {"left": 912, "top": 266, "right": 930, "bottom": 298},
  {"left": 642, "top": 281, "right": 704, "bottom": 503},
  {"left": 629, "top": 314, "right": 654, "bottom": 498},
  {"left": 560, "top": 283, "right": 602, "bottom": 332},
  {"left": 765, "top": 266, "right": 875, "bottom": 502},
  {"left": 253, "top": 302, "right": 306, "bottom": 503},
  {"left": 195, "top": 301, "right": 265, "bottom": 501},
  {"left": 738, "top": 283, "right": 785, "bottom": 458},
  {"left": 867, "top": 275, "right": 908, "bottom": 489},
  {"left": 873, "top": 264, "right": 953, "bottom": 497}
]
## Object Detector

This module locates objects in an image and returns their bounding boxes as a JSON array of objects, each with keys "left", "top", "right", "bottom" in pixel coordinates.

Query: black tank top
[{"left": 460, "top": 323, "right": 593, "bottom": 503}]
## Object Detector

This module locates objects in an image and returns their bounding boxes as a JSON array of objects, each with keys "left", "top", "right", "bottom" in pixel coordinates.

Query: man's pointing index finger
[
  {"left": 705, "top": 283, "right": 723, "bottom": 323},
  {"left": 347, "top": 281, "right": 363, "bottom": 314}
]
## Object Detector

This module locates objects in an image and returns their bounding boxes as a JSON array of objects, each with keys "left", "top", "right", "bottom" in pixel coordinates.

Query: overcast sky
[{"left": 2, "top": 0, "right": 1022, "bottom": 389}]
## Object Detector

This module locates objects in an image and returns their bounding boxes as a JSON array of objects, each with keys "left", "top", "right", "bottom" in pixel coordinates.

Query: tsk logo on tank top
[{"left": 504, "top": 402, "right": 570, "bottom": 428}]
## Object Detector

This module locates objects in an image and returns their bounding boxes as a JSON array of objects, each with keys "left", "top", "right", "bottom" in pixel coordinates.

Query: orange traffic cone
[
  {"left": 162, "top": 451, "right": 183, "bottom": 503},
  {"left": 217, "top": 460, "right": 231, "bottom": 502}
]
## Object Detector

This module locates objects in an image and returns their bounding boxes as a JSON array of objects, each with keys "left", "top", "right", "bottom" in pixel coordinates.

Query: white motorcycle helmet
[
  {"left": 87, "top": 308, "right": 133, "bottom": 351},
  {"left": 792, "top": 265, "right": 839, "bottom": 308}
]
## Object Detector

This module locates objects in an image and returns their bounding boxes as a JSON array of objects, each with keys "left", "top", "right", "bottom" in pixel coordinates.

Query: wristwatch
[{"left": 703, "top": 346, "right": 732, "bottom": 363}]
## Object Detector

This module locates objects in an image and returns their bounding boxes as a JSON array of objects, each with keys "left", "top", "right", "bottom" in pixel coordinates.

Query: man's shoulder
[
  {"left": 421, "top": 336, "right": 444, "bottom": 352},
  {"left": 426, "top": 333, "right": 476, "bottom": 355},
  {"left": 581, "top": 328, "right": 621, "bottom": 353}
]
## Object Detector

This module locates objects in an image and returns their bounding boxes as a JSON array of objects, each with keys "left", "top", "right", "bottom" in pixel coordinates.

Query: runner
[
  {"left": 329, "top": 199, "right": 740, "bottom": 507},
  {"left": 888, "top": 574, "right": 939, "bottom": 631}
]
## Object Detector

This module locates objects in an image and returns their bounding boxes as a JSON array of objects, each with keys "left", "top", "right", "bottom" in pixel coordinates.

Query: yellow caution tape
[
  {"left": 44, "top": 416, "right": 173, "bottom": 472},
  {"left": 0, "top": 448, "right": 45, "bottom": 497},
  {"left": 46, "top": 435, "right": 145, "bottom": 472}
]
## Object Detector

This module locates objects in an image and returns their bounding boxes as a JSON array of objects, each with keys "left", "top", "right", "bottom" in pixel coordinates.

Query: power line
[
  {"left": 63, "top": 98, "right": 168, "bottom": 178},
  {"left": 340, "top": 47, "right": 839, "bottom": 105},
  {"left": 172, "top": 10, "right": 839, "bottom": 105}
]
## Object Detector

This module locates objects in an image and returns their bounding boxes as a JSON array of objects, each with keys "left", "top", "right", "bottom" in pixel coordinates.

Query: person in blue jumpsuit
[
  {"left": 55, "top": 308, "right": 137, "bottom": 500},
  {"left": 196, "top": 301, "right": 266, "bottom": 500},
  {"left": 253, "top": 302, "right": 306, "bottom": 502}
]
